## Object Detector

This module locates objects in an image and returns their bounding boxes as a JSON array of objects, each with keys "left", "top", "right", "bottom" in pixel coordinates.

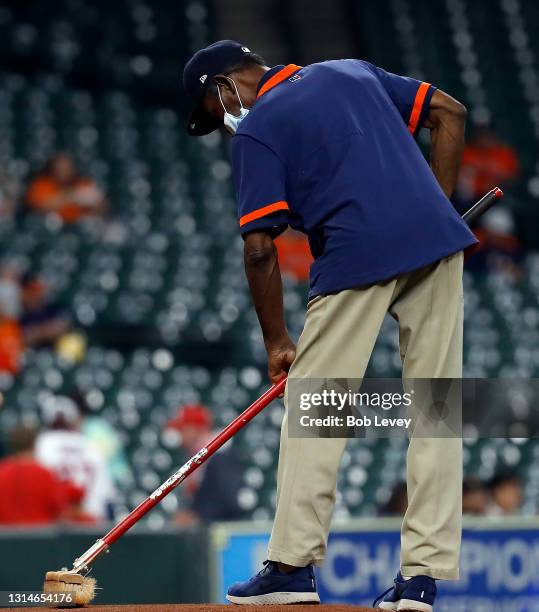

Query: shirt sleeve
[
  {"left": 367, "top": 63, "right": 436, "bottom": 136},
  {"left": 231, "top": 134, "right": 290, "bottom": 237}
]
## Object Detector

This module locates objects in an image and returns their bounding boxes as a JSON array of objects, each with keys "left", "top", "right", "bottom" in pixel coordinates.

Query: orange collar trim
[{"left": 257, "top": 64, "right": 303, "bottom": 99}]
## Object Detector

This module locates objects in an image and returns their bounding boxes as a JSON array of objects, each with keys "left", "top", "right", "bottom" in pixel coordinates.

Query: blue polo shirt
[{"left": 231, "top": 60, "right": 477, "bottom": 297}]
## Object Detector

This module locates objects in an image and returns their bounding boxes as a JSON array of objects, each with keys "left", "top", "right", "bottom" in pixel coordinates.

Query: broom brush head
[{"left": 43, "top": 569, "right": 96, "bottom": 607}]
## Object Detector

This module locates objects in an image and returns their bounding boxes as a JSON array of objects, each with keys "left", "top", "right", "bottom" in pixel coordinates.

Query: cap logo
[
  {"left": 241, "top": 46, "right": 250, "bottom": 52},
  {"left": 199, "top": 74, "right": 207, "bottom": 84}
]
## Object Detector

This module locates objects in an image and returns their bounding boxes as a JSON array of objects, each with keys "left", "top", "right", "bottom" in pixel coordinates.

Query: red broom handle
[{"left": 72, "top": 377, "right": 287, "bottom": 573}]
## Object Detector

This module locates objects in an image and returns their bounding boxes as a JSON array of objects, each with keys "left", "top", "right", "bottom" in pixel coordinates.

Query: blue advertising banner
[{"left": 211, "top": 518, "right": 539, "bottom": 611}]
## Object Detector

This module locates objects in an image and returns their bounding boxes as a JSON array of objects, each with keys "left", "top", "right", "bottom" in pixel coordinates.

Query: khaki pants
[{"left": 267, "top": 251, "right": 463, "bottom": 580}]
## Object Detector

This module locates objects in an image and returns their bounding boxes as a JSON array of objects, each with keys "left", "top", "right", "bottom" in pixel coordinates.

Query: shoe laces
[
  {"left": 253, "top": 560, "right": 274, "bottom": 580},
  {"left": 372, "top": 583, "right": 396, "bottom": 607},
  {"left": 372, "top": 578, "right": 399, "bottom": 608}
]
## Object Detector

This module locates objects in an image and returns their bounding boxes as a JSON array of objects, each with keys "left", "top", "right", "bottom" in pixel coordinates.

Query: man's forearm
[
  {"left": 430, "top": 115, "right": 466, "bottom": 198},
  {"left": 426, "top": 90, "right": 467, "bottom": 199},
  {"left": 243, "top": 232, "right": 288, "bottom": 347}
]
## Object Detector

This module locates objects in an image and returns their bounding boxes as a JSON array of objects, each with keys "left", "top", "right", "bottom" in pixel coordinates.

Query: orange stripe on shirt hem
[
  {"left": 408, "top": 82, "right": 431, "bottom": 135},
  {"left": 239, "top": 201, "right": 289, "bottom": 227}
]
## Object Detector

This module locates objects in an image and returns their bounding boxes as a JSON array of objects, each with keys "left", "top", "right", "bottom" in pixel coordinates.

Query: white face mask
[{"left": 217, "top": 77, "right": 250, "bottom": 134}]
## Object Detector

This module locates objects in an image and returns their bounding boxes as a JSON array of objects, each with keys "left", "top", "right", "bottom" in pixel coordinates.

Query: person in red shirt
[
  {"left": 0, "top": 317, "right": 23, "bottom": 374},
  {"left": 457, "top": 127, "right": 522, "bottom": 274},
  {"left": 459, "top": 126, "right": 520, "bottom": 200},
  {"left": 0, "top": 425, "right": 69, "bottom": 525}
]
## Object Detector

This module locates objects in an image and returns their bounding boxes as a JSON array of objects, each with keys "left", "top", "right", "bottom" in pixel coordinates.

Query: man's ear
[
  {"left": 213, "top": 74, "right": 234, "bottom": 91},
  {"left": 213, "top": 74, "right": 242, "bottom": 115}
]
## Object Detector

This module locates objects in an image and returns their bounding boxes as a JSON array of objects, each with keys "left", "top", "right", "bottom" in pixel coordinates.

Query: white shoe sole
[
  {"left": 378, "top": 602, "right": 398, "bottom": 610},
  {"left": 226, "top": 591, "right": 321, "bottom": 605},
  {"left": 398, "top": 599, "right": 433, "bottom": 612}
]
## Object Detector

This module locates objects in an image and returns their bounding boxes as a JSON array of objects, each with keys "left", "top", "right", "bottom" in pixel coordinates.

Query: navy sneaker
[
  {"left": 226, "top": 561, "right": 320, "bottom": 605},
  {"left": 373, "top": 572, "right": 436, "bottom": 611}
]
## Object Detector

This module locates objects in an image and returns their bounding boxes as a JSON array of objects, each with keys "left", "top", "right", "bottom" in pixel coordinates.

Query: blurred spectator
[
  {"left": 35, "top": 396, "right": 115, "bottom": 521},
  {"left": 466, "top": 207, "right": 523, "bottom": 278},
  {"left": 165, "top": 403, "right": 245, "bottom": 524},
  {"left": 463, "top": 476, "right": 488, "bottom": 515},
  {"left": 487, "top": 472, "right": 523, "bottom": 516},
  {"left": 0, "top": 266, "right": 23, "bottom": 374},
  {"left": 275, "top": 229, "right": 312, "bottom": 282},
  {"left": 26, "top": 153, "right": 106, "bottom": 223},
  {"left": 458, "top": 126, "right": 520, "bottom": 203},
  {"left": 456, "top": 127, "right": 521, "bottom": 272},
  {"left": 0, "top": 425, "right": 69, "bottom": 525},
  {"left": 73, "top": 391, "right": 132, "bottom": 486},
  {"left": 378, "top": 481, "right": 408, "bottom": 516},
  {"left": 20, "top": 273, "right": 71, "bottom": 348},
  {"left": 60, "top": 489, "right": 98, "bottom": 525}
]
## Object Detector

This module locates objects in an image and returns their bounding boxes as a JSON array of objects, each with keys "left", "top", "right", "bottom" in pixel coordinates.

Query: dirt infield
[{"left": 0, "top": 605, "right": 377, "bottom": 612}]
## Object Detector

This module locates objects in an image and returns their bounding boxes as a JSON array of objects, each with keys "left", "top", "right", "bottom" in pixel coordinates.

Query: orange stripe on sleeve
[
  {"left": 408, "top": 82, "right": 431, "bottom": 135},
  {"left": 239, "top": 201, "right": 289, "bottom": 227}
]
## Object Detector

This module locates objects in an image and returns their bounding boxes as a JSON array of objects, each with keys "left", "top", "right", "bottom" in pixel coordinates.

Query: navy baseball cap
[{"left": 183, "top": 40, "right": 253, "bottom": 136}]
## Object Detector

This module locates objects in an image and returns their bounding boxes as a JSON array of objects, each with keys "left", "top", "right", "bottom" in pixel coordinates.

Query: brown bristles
[{"left": 44, "top": 570, "right": 96, "bottom": 607}]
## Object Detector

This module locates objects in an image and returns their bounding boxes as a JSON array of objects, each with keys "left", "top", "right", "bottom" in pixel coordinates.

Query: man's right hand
[{"left": 266, "top": 337, "right": 296, "bottom": 385}]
